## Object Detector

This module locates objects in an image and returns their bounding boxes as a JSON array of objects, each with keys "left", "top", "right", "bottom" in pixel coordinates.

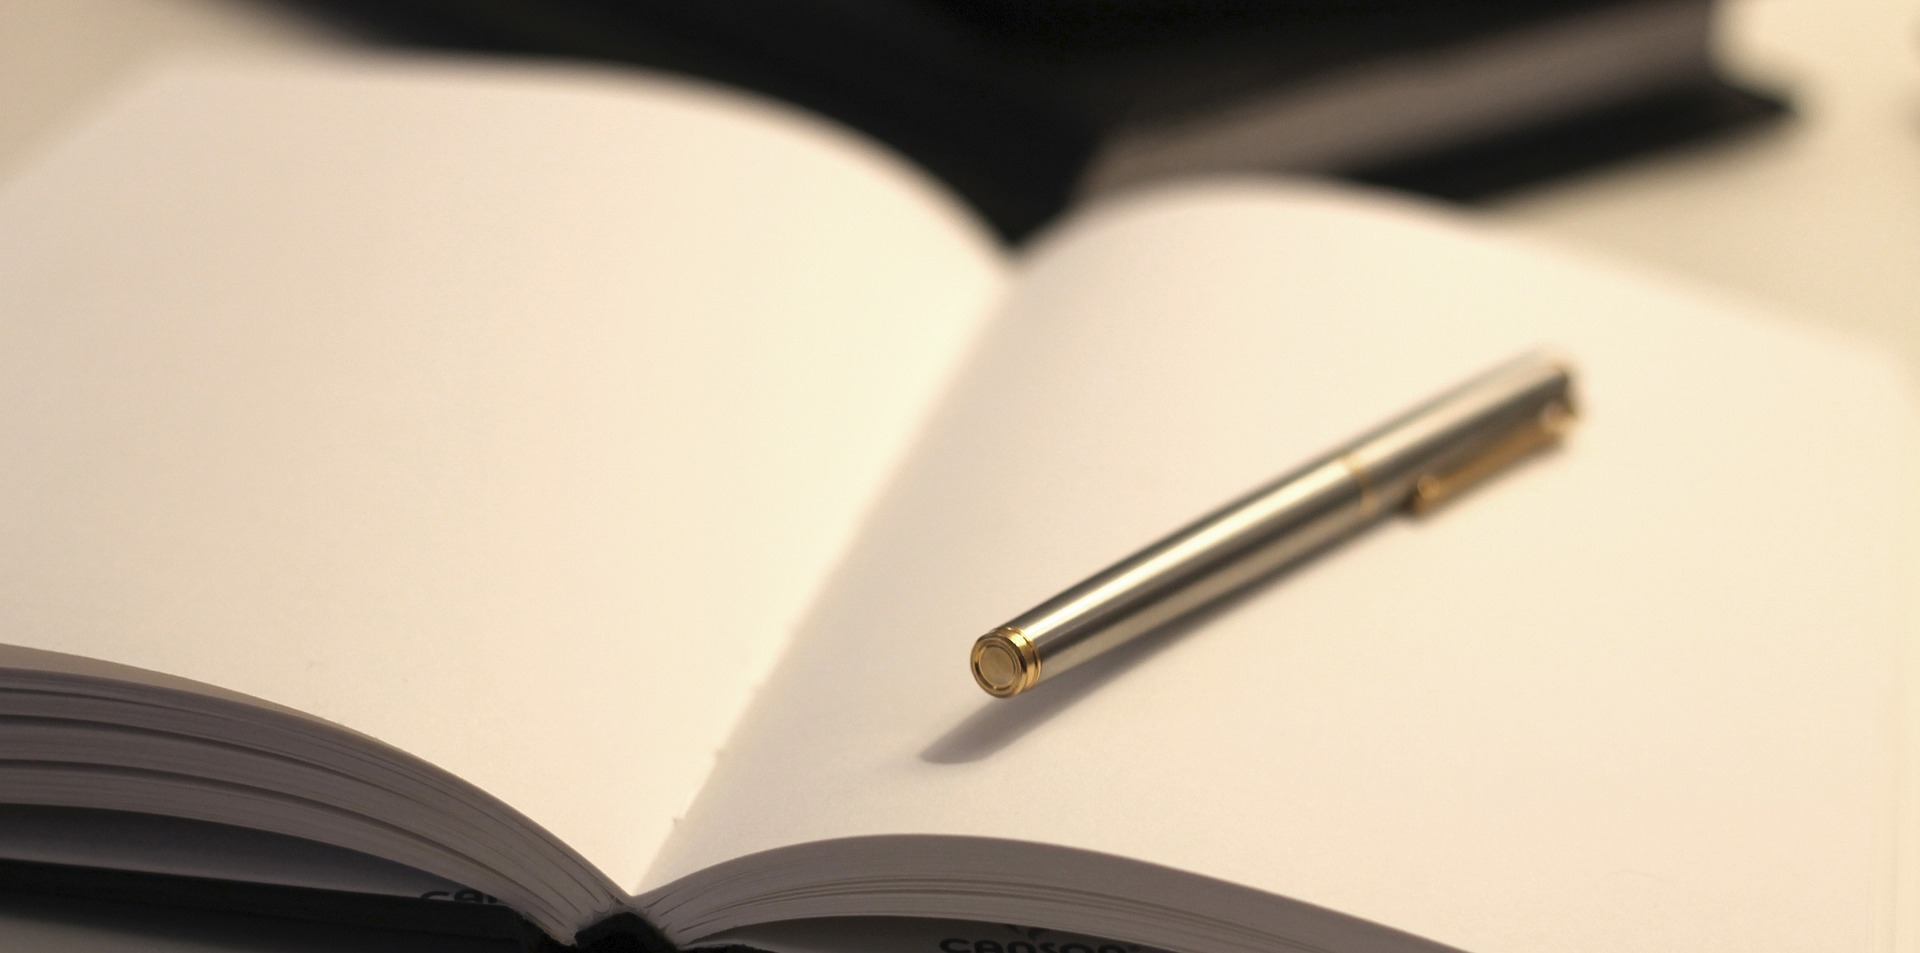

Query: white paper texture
[
  {"left": 0, "top": 58, "right": 1004, "bottom": 891},
  {"left": 653, "top": 181, "right": 1914, "bottom": 953}
]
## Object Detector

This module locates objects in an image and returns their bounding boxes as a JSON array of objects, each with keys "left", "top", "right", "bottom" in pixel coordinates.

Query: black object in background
[{"left": 281, "top": 0, "right": 1781, "bottom": 241}]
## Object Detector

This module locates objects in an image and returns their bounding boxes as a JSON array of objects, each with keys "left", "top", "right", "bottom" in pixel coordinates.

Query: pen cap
[{"left": 1346, "top": 352, "right": 1575, "bottom": 512}]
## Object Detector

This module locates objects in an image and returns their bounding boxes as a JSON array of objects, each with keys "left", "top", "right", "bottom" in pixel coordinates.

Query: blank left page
[{"left": 0, "top": 57, "right": 1004, "bottom": 891}]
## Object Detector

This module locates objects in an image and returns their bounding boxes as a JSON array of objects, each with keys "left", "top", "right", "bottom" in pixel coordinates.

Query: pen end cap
[{"left": 971, "top": 628, "right": 1040, "bottom": 698}]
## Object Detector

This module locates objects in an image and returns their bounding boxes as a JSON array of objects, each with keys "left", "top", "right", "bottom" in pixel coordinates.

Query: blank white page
[
  {"left": 0, "top": 58, "right": 1003, "bottom": 890},
  {"left": 653, "top": 181, "right": 1915, "bottom": 952}
]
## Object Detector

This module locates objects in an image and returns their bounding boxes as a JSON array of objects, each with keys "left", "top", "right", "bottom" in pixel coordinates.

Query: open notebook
[{"left": 0, "top": 57, "right": 1913, "bottom": 953}]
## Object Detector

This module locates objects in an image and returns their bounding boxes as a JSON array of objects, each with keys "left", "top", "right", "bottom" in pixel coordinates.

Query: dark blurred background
[{"left": 268, "top": 0, "right": 1781, "bottom": 240}]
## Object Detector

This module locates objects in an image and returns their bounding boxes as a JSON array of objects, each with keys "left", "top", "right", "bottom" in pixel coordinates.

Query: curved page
[
  {"left": 0, "top": 56, "right": 1004, "bottom": 899},
  {"left": 647, "top": 181, "right": 1915, "bottom": 953}
]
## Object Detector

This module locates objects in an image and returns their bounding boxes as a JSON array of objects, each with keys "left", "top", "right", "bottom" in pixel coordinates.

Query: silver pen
[{"left": 970, "top": 351, "right": 1578, "bottom": 698}]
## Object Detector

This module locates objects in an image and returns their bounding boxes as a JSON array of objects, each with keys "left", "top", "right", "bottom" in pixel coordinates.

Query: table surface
[{"left": 0, "top": 0, "right": 1916, "bottom": 949}]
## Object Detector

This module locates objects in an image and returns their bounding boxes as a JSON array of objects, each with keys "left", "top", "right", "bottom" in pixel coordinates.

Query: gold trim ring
[{"left": 970, "top": 627, "right": 1041, "bottom": 698}]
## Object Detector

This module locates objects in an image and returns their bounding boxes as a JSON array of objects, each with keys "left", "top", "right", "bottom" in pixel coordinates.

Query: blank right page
[{"left": 653, "top": 181, "right": 1917, "bottom": 953}]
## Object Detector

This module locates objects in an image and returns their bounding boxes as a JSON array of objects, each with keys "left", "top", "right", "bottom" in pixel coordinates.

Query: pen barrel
[
  {"left": 1009, "top": 454, "right": 1369, "bottom": 681},
  {"left": 981, "top": 353, "right": 1573, "bottom": 695}
]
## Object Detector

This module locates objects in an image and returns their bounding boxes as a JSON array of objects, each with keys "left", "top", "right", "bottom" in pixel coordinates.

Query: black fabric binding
[
  {"left": 575, "top": 911, "right": 679, "bottom": 953},
  {"left": 0, "top": 857, "right": 552, "bottom": 949},
  {"left": 0, "top": 856, "right": 794, "bottom": 951}
]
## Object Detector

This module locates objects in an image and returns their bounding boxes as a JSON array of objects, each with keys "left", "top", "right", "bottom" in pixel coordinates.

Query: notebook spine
[{"left": 575, "top": 911, "right": 681, "bottom": 953}]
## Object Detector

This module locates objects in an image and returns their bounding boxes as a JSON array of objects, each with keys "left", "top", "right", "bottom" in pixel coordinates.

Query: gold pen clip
[{"left": 1405, "top": 399, "right": 1577, "bottom": 515}]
